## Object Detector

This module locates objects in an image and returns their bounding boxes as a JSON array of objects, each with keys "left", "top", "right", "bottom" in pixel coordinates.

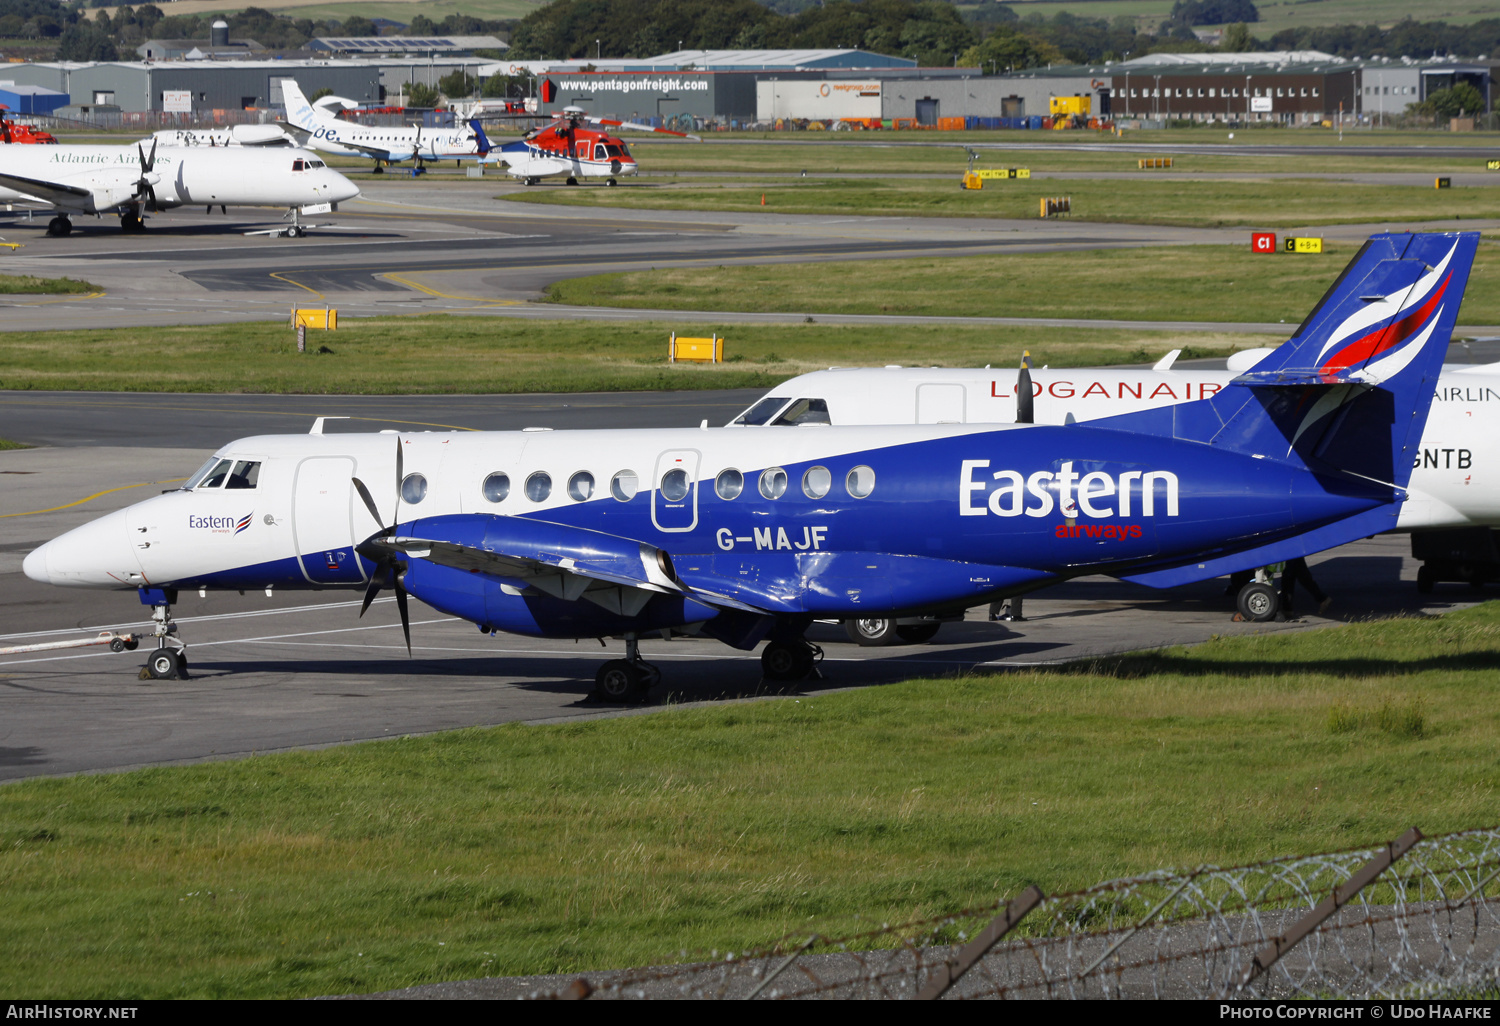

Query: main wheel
[
  {"left": 606, "top": 177, "right": 618, "bottom": 186},
  {"left": 146, "top": 649, "right": 180, "bottom": 680},
  {"left": 46, "top": 216, "right": 70, "bottom": 237},
  {"left": 595, "top": 659, "right": 646, "bottom": 703},
  {"left": 1416, "top": 565, "right": 1435, "bottom": 594},
  {"left": 843, "top": 618, "right": 897, "bottom": 647},
  {"left": 1236, "top": 581, "right": 1279, "bottom": 623},
  {"left": 762, "top": 641, "right": 814, "bottom": 681},
  {"left": 895, "top": 622, "right": 941, "bottom": 644},
  {"left": 566, "top": 176, "right": 579, "bottom": 186}
]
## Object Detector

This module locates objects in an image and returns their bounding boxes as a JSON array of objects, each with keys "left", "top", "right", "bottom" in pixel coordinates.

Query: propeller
[
  {"left": 351, "top": 436, "right": 412, "bottom": 655},
  {"left": 1016, "top": 350, "right": 1035, "bottom": 425},
  {"left": 133, "top": 138, "right": 159, "bottom": 212}
]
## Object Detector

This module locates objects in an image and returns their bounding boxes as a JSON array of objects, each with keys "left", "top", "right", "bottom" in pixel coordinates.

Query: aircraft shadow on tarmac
[{"left": 0, "top": 745, "right": 48, "bottom": 767}]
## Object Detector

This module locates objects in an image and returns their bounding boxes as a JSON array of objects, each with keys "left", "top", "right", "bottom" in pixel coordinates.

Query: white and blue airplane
[
  {"left": 22, "top": 232, "right": 1478, "bottom": 698},
  {"left": 280, "top": 79, "right": 493, "bottom": 173}
]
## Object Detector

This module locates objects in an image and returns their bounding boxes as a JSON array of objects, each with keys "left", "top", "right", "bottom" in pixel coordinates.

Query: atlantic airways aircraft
[
  {"left": 0, "top": 139, "right": 359, "bottom": 235},
  {"left": 22, "top": 232, "right": 1477, "bottom": 699},
  {"left": 281, "top": 79, "right": 492, "bottom": 172}
]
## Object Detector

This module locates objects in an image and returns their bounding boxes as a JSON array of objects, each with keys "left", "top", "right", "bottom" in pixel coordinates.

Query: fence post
[
  {"left": 1236, "top": 827, "right": 1423, "bottom": 992},
  {"left": 916, "top": 884, "right": 1045, "bottom": 1000}
]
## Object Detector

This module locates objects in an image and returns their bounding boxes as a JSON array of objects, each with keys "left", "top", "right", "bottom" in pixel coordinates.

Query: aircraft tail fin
[
  {"left": 278, "top": 79, "right": 324, "bottom": 132},
  {"left": 1092, "top": 231, "right": 1479, "bottom": 491}
]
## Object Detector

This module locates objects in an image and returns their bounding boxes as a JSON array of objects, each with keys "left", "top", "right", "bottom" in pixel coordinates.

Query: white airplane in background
[
  {"left": 733, "top": 345, "right": 1500, "bottom": 633},
  {"left": 280, "top": 79, "right": 491, "bottom": 173},
  {"left": 0, "top": 139, "right": 360, "bottom": 235},
  {"left": 150, "top": 125, "right": 297, "bottom": 148}
]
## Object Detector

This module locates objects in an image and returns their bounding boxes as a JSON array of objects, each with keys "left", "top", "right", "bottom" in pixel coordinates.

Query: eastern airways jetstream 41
[{"left": 22, "top": 232, "right": 1479, "bottom": 697}]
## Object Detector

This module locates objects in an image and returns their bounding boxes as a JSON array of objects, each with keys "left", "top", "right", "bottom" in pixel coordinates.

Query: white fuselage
[
  {"left": 736, "top": 362, "right": 1500, "bottom": 531},
  {"left": 151, "top": 126, "right": 296, "bottom": 148},
  {"left": 0, "top": 144, "right": 359, "bottom": 214}
]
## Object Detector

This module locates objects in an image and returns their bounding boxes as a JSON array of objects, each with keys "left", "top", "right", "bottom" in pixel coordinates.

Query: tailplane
[{"left": 1095, "top": 231, "right": 1478, "bottom": 491}]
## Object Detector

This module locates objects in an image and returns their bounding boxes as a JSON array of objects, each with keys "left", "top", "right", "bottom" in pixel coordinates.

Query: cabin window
[
  {"left": 400, "top": 473, "right": 427, "bottom": 504},
  {"left": 759, "top": 467, "right": 788, "bottom": 500},
  {"left": 660, "top": 468, "right": 690, "bottom": 502},
  {"left": 846, "top": 465, "right": 876, "bottom": 499},
  {"left": 611, "top": 470, "right": 638, "bottom": 501},
  {"left": 482, "top": 472, "right": 510, "bottom": 503},
  {"left": 593, "top": 143, "right": 607, "bottom": 161},
  {"left": 568, "top": 471, "right": 595, "bottom": 502},
  {"left": 732, "top": 396, "right": 788, "bottom": 426},
  {"left": 187, "top": 457, "right": 231, "bottom": 489},
  {"left": 715, "top": 468, "right": 743, "bottom": 500},
  {"left": 525, "top": 472, "right": 552, "bottom": 502},
  {"left": 802, "top": 466, "right": 831, "bottom": 499},
  {"left": 772, "top": 398, "right": 831, "bottom": 426},
  {"left": 225, "top": 461, "right": 260, "bottom": 490}
]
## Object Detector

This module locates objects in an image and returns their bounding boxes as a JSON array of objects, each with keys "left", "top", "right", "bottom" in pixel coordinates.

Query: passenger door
[
  {"left": 292, "top": 456, "right": 365, "bottom": 585},
  {"left": 652, "top": 449, "right": 700, "bottom": 533}
]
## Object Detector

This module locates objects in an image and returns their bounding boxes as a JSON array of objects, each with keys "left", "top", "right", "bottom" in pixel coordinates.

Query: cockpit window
[
  {"left": 194, "top": 459, "right": 233, "bottom": 489},
  {"left": 292, "top": 159, "right": 306, "bottom": 171},
  {"left": 184, "top": 457, "right": 223, "bottom": 489},
  {"left": 772, "top": 398, "right": 831, "bottom": 426},
  {"left": 225, "top": 461, "right": 261, "bottom": 490},
  {"left": 307, "top": 159, "right": 326, "bottom": 168},
  {"left": 731, "top": 396, "right": 790, "bottom": 426},
  {"left": 604, "top": 144, "right": 626, "bottom": 158}
]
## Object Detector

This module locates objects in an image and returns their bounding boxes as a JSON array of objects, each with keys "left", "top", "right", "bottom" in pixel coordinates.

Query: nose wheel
[
  {"left": 136, "top": 588, "right": 189, "bottom": 680},
  {"left": 592, "top": 633, "right": 660, "bottom": 703}
]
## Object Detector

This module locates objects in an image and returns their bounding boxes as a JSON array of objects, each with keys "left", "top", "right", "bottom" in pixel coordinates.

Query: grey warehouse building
[{"left": 0, "top": 60, "right": 382, "bottom": 112}]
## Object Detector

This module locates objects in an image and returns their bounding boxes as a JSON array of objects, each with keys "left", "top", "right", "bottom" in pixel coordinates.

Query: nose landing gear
[
  {"left": 593, "top": 632, "right": 661, "bottom": 703},
  {"left": 136, "top": 587, "right": 188, "bottom": 680},
  {"left": 761, "top": 638, "right": 824, "bottom": 682}
]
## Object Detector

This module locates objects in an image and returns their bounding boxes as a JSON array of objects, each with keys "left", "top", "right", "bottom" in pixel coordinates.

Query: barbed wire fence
[{"left": 535, "top": 826, "right": 1500, "bottom": 1000}]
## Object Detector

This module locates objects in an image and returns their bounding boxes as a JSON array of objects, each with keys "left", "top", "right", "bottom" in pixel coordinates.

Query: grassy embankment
[
  {"left": 504, "top": 175, "right": 1500, "bottom": 226},
  {"left": 0, "top": 275, "right": 98, "bottom": 295},
  {"left": 547, "top": 242, "right": 1500, "bottom": 325},
  {"left": 2, "top": 606, "right": 1498, "bottom": 997},
  {"left": 0, "top": 317, "right": 1250, "bottom": 394},
  {"left": 0, "top": 438, "right": 29, "bottom": 449}
]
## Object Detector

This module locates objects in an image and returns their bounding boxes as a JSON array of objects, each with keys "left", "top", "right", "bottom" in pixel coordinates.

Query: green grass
[
  {"left": 504, "top": 175, "right": 1500, "bottom": 227},
  {"left": 547, "top": 242, "right": 1500, "bottom": 326},
  {"left": 959, "top": 0, "right": 1500, "bottom": 36},
  {"left": 626, "top": 139, "right": 1500, "bottom": 176},
  {"left": 0, "top": 438, "right": 30, "bottom": 450},
  {"left": 0, "top": 316, "right": 1250, "bottom": 394},
  {"left": 0, "top": 275, "right": 98, "bottom": 295},
  {"left": 3, "top": 605, "right": 1500, "bottom": 997}
]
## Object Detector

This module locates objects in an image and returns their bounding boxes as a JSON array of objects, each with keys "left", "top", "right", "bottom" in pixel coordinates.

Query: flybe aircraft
[
  {"left": 0, "top": 138, "right": 359, "bottom": 235},
  {"left": 23, "top": 233, "right": 1477, "bottom": 699},
  {"left": 281, "top": 79, "right": 492, "bottom": 172}
]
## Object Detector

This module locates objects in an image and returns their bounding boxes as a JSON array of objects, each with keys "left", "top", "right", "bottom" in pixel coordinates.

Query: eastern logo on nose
[{"left": 235, "top": 513, "right": 253, "bottom": 535}]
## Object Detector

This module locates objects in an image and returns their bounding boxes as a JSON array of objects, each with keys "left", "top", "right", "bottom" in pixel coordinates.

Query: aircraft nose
[
  {"left": 329, "top": 172, "right": 361, "bottom": 203},
  {"left": 25, "top": 508, "right": 142, "bottom": 587},
  {"left": 22, "top": 542, "right": 49, "bottom": 583}
]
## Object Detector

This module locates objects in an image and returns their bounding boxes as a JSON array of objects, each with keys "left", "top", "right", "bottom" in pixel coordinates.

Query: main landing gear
[
  {"left": 120, "top": 209, "right": 146, "bottom": 233},
  {"left": 606, "top": 177, "right": 618, "bottom": 187},
  {"left": 523, "top": 176, "right": 540, "bottom": 186},
  {"left": 593, "top": 632, "right": 661, "bottom": 703},
  {"left": 137, "top": 587, "right": 189, "bottom": 680},
  {"left": 565, "top": 176, "right": 579, "bottom": 186},
  {"left": 1235, "top": 575, "right": 1281, "bottom": 623},
  {"left": 45, "top": 214, "right": 71, "bottom": 237},
  {"left": 761, "top": 638, "right": 823, "bottom": 682}
]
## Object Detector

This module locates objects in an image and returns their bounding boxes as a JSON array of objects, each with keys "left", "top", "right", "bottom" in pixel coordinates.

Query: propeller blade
[
  {"left": 358, "top": 573, "right": 383, "bottom": 618},
  {"left": 393, "top": 569, "right": 412, "bottom": 656},
  {"left": 352, "top": 476, "right": 384, "bottom": 527},
  {"left": 1016, "top": 350, "right": 1035, "bottom": 425},
  {"left": 147, "top": 137, "right": 157, "bottom": 171},
  {"left": 145, "top": 184, "right": 157, "bottom": 213},
  {"left": 392, "top": 435, "right": 403, "bottom": 524}
]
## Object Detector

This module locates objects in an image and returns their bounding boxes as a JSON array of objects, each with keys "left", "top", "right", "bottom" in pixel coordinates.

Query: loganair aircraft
[
  {"left": 0, "top": 137, "right": 359, "bottom": 236},
  {"left": 23, "top": 232, "right": 1478, "bottom": 699},
  {"left": 281, "top": 79, "right": 493, "bottom": 173}
]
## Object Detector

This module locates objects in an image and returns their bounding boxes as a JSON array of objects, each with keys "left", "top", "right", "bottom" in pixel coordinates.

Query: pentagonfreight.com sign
[{"left": 552, "top": 75, "right": 710, "bottom": 98}]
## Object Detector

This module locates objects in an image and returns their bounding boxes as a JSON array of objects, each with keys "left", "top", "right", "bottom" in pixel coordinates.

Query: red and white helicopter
[{"left": 486, "top": 105, "right": 699, "bottom": 186}]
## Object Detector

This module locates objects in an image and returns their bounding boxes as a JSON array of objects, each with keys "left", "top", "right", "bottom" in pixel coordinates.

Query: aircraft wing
[
  {"left": 338, "top": 140, "right": 409, "bottom": 161},
  {"left": 366, "top": 524, "right": 768, "bottom": 616},
  {"left": 0, "top": 171, "right": 92, "bottom": 208}
]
